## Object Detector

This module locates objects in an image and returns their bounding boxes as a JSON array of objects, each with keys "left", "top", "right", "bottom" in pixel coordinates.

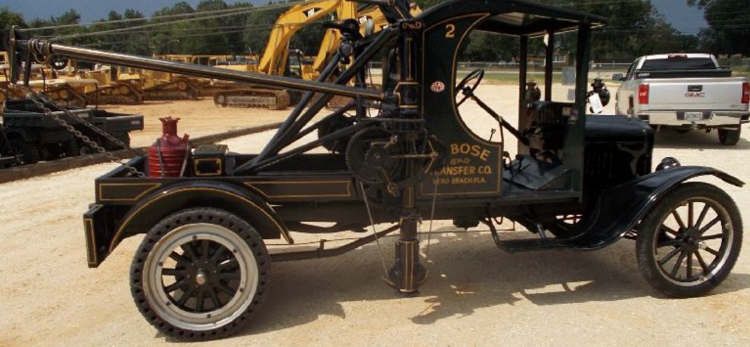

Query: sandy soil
[
  {"left": 2, "top": 84, "right": 750, "bottom": 347},
  {"left": 104, "top": 100, "right": 290, "bottom": 148}
]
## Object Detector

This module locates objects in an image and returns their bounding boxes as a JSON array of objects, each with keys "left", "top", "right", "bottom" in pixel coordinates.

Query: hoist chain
[{"left": 24, "top": 89, "right": 146, "bottom": 177}]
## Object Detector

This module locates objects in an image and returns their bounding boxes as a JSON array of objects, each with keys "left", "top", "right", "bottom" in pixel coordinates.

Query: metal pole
[
  {"left": 14, "top": 39, "right": 384, "bottom": 101},
  {"left": 544, "top": 29, "right": 554, "bottom": 101}
]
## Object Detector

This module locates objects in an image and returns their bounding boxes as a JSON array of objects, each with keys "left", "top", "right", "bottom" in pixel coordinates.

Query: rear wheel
[
  {"left": 718, "top": 128, "right": 740, "bottom": 146},
  {"left": 636, "top": 182, "right": 742, "bottom": 298},
  {"left": 130, "top": 208, "right": 270, "bottom": 340}
]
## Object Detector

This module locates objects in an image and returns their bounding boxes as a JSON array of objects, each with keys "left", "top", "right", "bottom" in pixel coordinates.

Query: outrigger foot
[{"left": 383, "top": 219, "right": 428, "bottom": 294}]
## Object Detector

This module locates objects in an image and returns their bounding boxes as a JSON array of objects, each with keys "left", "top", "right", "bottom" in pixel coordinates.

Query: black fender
[
  {"left": 107, "top": 180, "right": 293, "bottom": 253},
  {"left": 566, "top": 166, "right": 743, "bottom": 249}
]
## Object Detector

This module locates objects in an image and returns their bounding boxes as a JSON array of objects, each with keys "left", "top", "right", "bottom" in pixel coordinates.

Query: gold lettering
[
  {"left": 470, "top": 145, "right": 481, "bottom": 157},
  {"left": 450, "top": 144, "right": 459, "bottom": 155},
  {"left": 479, "top": 149, "right": 490, "bottom": 162}
]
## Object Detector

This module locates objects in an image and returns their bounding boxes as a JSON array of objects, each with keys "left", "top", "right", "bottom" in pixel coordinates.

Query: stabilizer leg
[{"left": 385, "top": 214, "right": 427, "bottom": 294}]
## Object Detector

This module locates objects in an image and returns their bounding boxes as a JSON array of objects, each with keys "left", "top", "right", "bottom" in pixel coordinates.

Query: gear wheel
[{"left": 346, "top": 127, "right": 401, "bottom": 185}]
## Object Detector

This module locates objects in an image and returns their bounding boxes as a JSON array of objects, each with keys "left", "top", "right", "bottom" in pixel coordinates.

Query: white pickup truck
[{"left": 614, "top": 53, "right": 750, "bottom": 145}]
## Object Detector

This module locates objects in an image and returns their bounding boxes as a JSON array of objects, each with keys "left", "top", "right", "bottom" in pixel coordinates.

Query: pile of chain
[{"left": 23, "top": 88, "right": 146, "bottom": 177}]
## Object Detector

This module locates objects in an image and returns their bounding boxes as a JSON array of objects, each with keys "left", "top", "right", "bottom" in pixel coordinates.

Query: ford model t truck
[
  {"left": 7, "top": 0, "right": 745, "bottom": 341},
  {"left": 613, "top": 53, "right": 750, "bottom": 145}
]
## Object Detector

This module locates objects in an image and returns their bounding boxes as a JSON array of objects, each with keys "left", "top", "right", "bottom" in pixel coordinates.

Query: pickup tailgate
[{"left": 645, "top": 77, "right": 748, "bottom": 111}]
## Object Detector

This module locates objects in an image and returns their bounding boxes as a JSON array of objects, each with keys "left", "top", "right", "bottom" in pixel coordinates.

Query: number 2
[{"left": 446, "top": 24, "right": 456, "bottom": 38}]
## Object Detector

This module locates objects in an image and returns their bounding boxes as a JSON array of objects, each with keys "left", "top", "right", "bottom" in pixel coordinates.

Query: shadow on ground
[
  {"left": 232, "top": 228, "right": 750, "bottom": 336},
  {"left": 653, "top": 127, "right": 750, "bottom": 149}
]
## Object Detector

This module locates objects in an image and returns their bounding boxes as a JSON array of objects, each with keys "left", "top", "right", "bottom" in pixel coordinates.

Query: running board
[{"left": 493, "top": 238, "right": 571, "bottom": 253}]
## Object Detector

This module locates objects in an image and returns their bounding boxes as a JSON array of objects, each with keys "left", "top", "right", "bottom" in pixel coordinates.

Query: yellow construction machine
[
  {"left": 52, "top": 61, "right": 143, "bottom": 105},
  {"left": 213, "top": 0, "right": 358, "bottom": 109}
]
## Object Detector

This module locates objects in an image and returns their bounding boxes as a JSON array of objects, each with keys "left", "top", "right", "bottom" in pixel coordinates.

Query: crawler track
[{"left": 0, "top": 122, "right": 281, "bottom": 183}]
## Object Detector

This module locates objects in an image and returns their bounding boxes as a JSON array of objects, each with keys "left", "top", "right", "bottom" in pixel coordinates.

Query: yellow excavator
[
  {"left": 1, "top": 55, "right": 139, "bottom": 106},
  {"left": 214, "top": 1, "right": 421, "bottom": 109},
  {"left": 213, "top": 0, "right": 358, "bottom": 109},
  {"left": 50, "top": 61, "right": 143, "bottom": 105}
]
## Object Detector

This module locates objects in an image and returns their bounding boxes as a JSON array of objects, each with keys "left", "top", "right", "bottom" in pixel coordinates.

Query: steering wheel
[{"left": 455, "top": 68, "right": 484, "bottom": 106}]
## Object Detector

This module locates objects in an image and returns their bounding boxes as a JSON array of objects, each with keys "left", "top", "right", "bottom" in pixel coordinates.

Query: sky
[{"left": 0, "top": 0, "right": 707, "bottom": 34}]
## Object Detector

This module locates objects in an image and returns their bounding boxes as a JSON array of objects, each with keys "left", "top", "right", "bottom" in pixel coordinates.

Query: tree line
[{"left": 1, "top": 0, "right": 747, "bottom": 63}]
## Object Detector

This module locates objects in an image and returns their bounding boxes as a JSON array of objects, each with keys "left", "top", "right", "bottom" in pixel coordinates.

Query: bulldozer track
[
  {"left": 0, "top": 122, "right": 282, "bottom": 184},
  {"left": 213, "top": 88, "right": 291, "bottom": 110}
]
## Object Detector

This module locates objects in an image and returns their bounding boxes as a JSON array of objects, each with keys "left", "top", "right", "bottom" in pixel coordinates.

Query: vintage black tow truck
[{"left": 7, "top": 0, "right": 744, "bottom": 341}]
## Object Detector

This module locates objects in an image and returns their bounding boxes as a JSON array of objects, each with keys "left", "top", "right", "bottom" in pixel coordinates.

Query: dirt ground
[
  {"left": 2, "top": 84, "right": 750, "bottom": 347},
  {"left": 103, "top": 100, "right": 290, "bottom": 148}
]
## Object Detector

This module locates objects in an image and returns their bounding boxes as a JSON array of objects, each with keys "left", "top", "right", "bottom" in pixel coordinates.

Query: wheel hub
[{"left": 195, "top": 269, "right": 208, "bottom": 286}]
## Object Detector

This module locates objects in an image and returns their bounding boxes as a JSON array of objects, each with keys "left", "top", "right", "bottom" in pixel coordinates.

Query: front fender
[
  {"left": 108, "top": 181, "right": 293, "bottom": 253},
  {"left": 568, "top": 166, "right": 743, "bottom": 249}
]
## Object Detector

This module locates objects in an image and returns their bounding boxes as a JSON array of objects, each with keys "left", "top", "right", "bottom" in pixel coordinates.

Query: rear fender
[
  {"left": 568, "top": 166, "right": 743, "bottom": 249},
  {"left": 108, "top": 181, "right": 293, "bottom": 253}
]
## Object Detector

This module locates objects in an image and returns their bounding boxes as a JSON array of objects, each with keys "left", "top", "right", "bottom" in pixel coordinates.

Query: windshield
[{"left": 641, "top": 57, "right": 716, "bottom": 70}]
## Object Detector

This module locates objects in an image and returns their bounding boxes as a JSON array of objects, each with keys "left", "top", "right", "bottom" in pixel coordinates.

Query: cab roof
[{"left": 419, "top": 0, "right": 607, "bottom": 37}]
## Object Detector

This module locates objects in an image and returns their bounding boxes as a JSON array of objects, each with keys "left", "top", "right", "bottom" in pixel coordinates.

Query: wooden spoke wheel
[
  {"left": 636, "top": 182, "right": 742, "bottom": 298},
  {"left": 130, "top": 208, "right": 269, "bottom": 340}
]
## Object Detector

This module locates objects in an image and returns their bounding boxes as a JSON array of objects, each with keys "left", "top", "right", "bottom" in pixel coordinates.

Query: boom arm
[
  {"left": 357, "top": 3, "right": 421, "bottom": 36},
  {"left": 9, "top": 37, "right": 385, "bottom": 101},
  {"left": 258, "top": 0, "right": 345, "bottom": 76}
]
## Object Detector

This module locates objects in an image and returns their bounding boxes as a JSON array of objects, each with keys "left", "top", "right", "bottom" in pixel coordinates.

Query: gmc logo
[{"left": 685, "top": 92, "right": 705, "bottom": 98}]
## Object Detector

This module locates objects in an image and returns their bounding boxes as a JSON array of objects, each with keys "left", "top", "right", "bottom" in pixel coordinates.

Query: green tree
[
  {"left": 243, "top": 2, "right": 287, "bottom": 56},
  {"left": 688, "top": 0, "right": 750, "bottom": 55},
  {"left": 0, "top": 7, "right": 27, "bottom": 30},
  {"left": 416, "top": 0, "right": 689, "bottom": 62}
]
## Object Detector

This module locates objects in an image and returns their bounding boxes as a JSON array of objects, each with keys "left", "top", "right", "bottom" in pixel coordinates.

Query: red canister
[{"left": 148, "top": 117, "right": 190, "bottom": 177}]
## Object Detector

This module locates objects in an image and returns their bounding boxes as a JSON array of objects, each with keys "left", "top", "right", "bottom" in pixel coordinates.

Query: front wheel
[
  {"left": 636, "top": 182, "right": 742, "bottom": 298},
  {"left": 130, "top": 208, "right": 270, "bottom": 340}
]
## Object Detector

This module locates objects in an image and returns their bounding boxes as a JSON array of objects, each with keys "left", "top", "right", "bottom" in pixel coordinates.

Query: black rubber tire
[
  {"left": 636, "top": 182, "right": 742, "bottom": 298},
  {"left": 130, "top": 208, "right": 270, "bottom": 341},
  {"left": 718, "top": 128, "right": 741, "bottom": 146},
  {"left": 11, "top": 140, "right": 41, "bottom": 165}
]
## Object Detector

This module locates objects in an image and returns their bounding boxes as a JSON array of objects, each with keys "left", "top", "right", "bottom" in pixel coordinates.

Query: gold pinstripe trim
[
  {"left": 84, "top": 218, "right": 97, "bottom": 265},
  {"left": 406, "top": 36, "right": 414, "bottom": 81},
  {"left": 243, "top": 180, "right": 352, "bottom": 199},
  {"left": 109, "top": 187, "right": 292, "bottom": 252},
  {"left": 98, "top": 182, "right": 162, "bottom": 202},
  {"left": 401, "top": 240, "right": 418, "bottom": 292}
]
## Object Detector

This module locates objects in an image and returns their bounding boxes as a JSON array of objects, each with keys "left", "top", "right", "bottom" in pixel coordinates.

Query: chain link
[{"left": 23, "top": 88, "right": 146, "bottom": 177}]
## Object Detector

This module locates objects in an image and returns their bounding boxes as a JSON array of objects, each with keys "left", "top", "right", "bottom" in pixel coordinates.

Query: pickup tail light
[
  {"left": 638, "top": 84, "right": 649, "bottom": 104},
  {"left": 742, "top": 82, "right": 749, "bottom": 104}
]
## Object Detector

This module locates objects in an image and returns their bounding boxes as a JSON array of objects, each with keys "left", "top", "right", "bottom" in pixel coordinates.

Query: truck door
[{"left": 419, "top": 14, "right": 503, "bottom": 198}]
